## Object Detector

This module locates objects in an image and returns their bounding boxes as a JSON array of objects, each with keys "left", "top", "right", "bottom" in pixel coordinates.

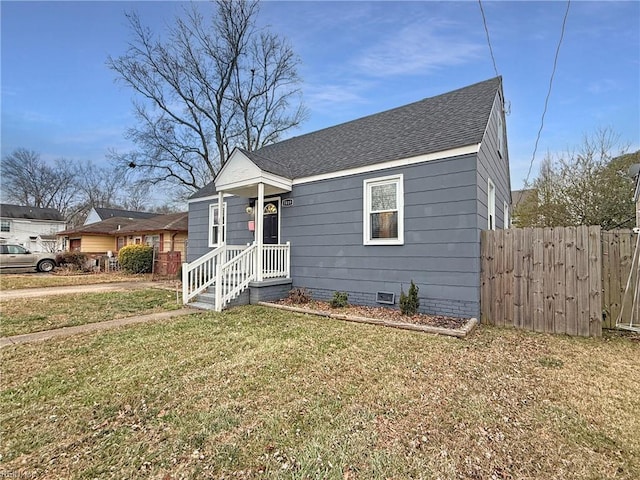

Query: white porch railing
[
  {"left": 182, "top": 242, "right": 291, "bottom": 310},
  {"left": 182, "top": 244, "right": 247, "bottom": 303},
  {"left": 262, "top": 242, "right": 291, "bottom": 279}
]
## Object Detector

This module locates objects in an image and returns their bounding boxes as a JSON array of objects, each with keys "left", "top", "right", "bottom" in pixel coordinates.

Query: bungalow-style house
[
  {"left": 84, "top": 207, "right": 156, "bottom": 225},
  {"left": 57, "top": 212, "right": 188, "bottom": 258},
  {"left": 183, "top": 77, "right": 511, "bottom": 318},
  {"left": 0, "top": 203, "right": 66, "bottom": 252},
  {"left": 112, "top": 212, "right": 188, "bottom": 258},
  {"left": 58, "top": 217, "right": 139, "bottom": 255}
]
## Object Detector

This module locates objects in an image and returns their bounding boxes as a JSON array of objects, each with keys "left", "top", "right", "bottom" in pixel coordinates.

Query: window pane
[
  {"left": 371, "top": 211, "right": 398, "bottom": 239},
  {"left": 371, "top": 183, "right": 397, "bottom": 211}
]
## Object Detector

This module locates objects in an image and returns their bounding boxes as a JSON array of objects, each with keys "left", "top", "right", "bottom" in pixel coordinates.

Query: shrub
[
  {"left": 118, "top": 245, "right": 153, "bottom": 274},
  {"left": 55, "top": 251, "right": 89, "bottom": 271},
  {"left": 400, "top": 280, "right": 420, "bottom": 316},
  {"left": 288, "top": 287, "right": 312, "bottom": 304},
  {"left": 330, "top": 291, "right": 349, "bottom": 308}
]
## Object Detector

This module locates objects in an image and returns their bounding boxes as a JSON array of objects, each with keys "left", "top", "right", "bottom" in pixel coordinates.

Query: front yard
[
  {"left": 0, "top": 289, "right": 181, "bottom": 337},
  {"left": 1, "top": 304, "right": 639, "bottom": 479}
]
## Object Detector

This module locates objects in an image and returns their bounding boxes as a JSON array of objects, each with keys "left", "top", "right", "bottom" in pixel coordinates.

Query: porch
[
  {"left": 183, "top": 152, "right": 294, "bottom": 311},
  {"left": 182, "top": 242, "right": 291, "bottom": 311}
]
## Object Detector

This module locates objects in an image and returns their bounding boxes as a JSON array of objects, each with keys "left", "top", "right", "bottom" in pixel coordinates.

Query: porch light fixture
[{"left": 245, "top": 205, "right": 254, "bottom": 215}]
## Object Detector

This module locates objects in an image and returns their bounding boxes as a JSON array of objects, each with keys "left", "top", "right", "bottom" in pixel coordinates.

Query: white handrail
[
  {"left": 182, "top": 244, "right": 246, "bottom": 303},
  {"left": 216, "top": 243, "right": 258, "bottom": 311}
]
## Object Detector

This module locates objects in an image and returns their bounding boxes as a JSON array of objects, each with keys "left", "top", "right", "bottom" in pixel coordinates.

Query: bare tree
[
  {"left": 1, "top": 148, "right": 152, "bottom": 226},
  {"left": 1, "top": 148, "right": 79, "bottom": 216},
  {"left": 513, "top": 128, "right": 637, "bottom": 229},
  {"left": 64, "top": 163, "right": 136, "bottom": 226},
  {"left": 107, "top": 0, "right": 306, "bottom": 195}
]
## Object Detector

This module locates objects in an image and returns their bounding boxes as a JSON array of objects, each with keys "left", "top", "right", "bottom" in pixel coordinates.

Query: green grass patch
[
  {"left": 1, "top": 306, "right": 638, "bottom": 479},
  {"left": 0, "top": 289, "right": 181, "bottom": 336}
]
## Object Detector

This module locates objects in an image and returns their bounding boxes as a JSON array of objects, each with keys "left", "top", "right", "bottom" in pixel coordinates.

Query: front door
[{"left": 263, "top": 200, "right": 279, "bottom": 244}]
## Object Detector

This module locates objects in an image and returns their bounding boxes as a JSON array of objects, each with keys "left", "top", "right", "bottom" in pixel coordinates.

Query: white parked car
[{"left": 0, "top": 244, "right": 57, "bottom": 272}]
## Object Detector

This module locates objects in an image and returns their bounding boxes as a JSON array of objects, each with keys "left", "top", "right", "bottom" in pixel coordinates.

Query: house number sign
[{"left": 282, "top": 199, "right": 294, "bottom": 207}]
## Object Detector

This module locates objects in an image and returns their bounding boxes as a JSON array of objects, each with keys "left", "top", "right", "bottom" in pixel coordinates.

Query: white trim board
[{"left": 292, "top": 144, "right": 480, "bottom": 185}]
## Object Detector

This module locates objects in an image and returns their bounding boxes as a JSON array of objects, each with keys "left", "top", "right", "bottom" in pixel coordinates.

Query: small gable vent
[{"left": 376, "top": 291, "right": 395, "bottom": 305}]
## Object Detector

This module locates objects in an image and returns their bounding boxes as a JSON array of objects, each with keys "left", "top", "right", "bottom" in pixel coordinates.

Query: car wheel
[{"left": 37, "top": 259, "right": 55, "bottom": 272}]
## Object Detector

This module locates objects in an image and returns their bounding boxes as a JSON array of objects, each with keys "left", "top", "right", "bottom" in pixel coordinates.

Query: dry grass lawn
[
  {"left": 0, "top": 272, "right": 155, "bottom": 290},
  {"left": 0, "top": 289, "right": 181, "bottom": 336},
  {"left": 1, "top": 305, "right": 638, "bottom": 479}
]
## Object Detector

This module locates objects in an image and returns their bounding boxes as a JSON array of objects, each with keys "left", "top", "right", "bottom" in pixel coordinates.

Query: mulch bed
[{"left": 274, "top": 298, "right": 469, "bottom": 330}]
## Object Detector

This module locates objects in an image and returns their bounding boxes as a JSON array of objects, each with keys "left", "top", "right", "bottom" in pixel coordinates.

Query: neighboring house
[
  {"left": 113, "top": 212, "right": 188, "bottom": 258},
  {"left": 184, "top": 77, "right": 511, "bottom": 317},
  {"left": 84, "top": 207, "right": 156, "bottom": 225},
  {"left": 58, "top": 217, "right": 139, "bottom": 255},
  {"left": 0, "top": 203, "right": 66, "bottom": 252},
  {"left": 58, "top": 212, "right": 188, "bottom": 257}
]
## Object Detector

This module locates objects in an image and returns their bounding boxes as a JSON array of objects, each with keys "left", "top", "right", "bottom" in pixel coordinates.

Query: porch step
[
  {"left": 183, "top": 290, "right": 217, "bottom": 311},
  {"left": 189, "top": 301, "right": 217, "bottom": 311}
]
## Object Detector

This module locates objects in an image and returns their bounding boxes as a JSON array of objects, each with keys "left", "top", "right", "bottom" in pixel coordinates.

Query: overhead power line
[
  {"left": 519, "top": 0, "right": 571, "bottom": 207},
  {"left": 478, "top": 0, "right": 499, "bottom": 78}
]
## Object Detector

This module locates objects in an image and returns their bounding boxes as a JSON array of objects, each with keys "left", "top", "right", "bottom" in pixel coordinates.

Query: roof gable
[{"left": 214, "top": 149, "right": 292, "bottom": 197}]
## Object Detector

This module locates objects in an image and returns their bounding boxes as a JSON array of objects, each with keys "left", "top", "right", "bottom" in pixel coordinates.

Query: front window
[
  {"left": 364, "top": 174, "right": 404, "bottom": 245},
  {"left": 209, "top": 202, "right": 227, "bottom": 247},
  {"left": 0, "top": 220, "right": 10, "bottom": 232},
  {"left": 144, "top": 234, "right": 160, "bottom": 248}
]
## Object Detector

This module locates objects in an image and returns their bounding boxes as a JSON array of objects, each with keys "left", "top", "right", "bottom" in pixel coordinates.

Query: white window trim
[
  {"left": 208, "top": 202, "right": 227, "bottom": 248},
  {"left": 363, "top": 174, "right": 404, "bottom": 246},
  {"left": 487, "top": 178, "right": 496, "bottom": 231},
  {"left": 503, "top": 201, "right": 510, "bottom": 229}
]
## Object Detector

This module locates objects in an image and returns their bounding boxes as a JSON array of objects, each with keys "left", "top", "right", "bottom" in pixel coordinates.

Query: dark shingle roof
[
  {"left": 94, "top": 207, "right": 157, "bottom": 221},
  {"left": 246, "top": 76, "right": 501, "bottom": 178},
  {"left": 115, "top": 212, "right": 188, "bottom": 234},
  {"left": 0, "top": 203, "right": 65, "bottom": 222},
  {"left": 58, "top": 212, "right": 188, "bottom": 236},
  {"left": 57, "top": 217, "right": 138, "bottom": 236},
  {"left": 191, "top": 77, "right": 501, "bottom": 199}
]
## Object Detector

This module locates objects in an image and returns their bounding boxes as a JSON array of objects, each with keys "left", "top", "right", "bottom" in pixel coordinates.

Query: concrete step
[
  {"left": 197, "top": 292, "right": 217, "bottom": 302},
  {"left": 189, "top": 301, "right": 217, "bottom": 311}
]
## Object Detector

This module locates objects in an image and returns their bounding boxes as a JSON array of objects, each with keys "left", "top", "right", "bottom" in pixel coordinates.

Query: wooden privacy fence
[
  {"left": 481, "top": 226, "right": 602, "bottom": 337},
  {"left": 602, "top": 229, "right": 638, "bottom": 329}
]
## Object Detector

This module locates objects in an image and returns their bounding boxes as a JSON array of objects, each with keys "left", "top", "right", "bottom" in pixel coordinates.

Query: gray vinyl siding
[
  {"left": 282, "top": 154, "right": 481, "bottom": 318},
  {"left": 477, "top": 90, "right": 511, "bottom": 230}
]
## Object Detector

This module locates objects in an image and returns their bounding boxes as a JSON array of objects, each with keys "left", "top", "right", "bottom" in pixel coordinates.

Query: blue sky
[{"left": 2, "top": 0, "right": 639, "bottom": 195}]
